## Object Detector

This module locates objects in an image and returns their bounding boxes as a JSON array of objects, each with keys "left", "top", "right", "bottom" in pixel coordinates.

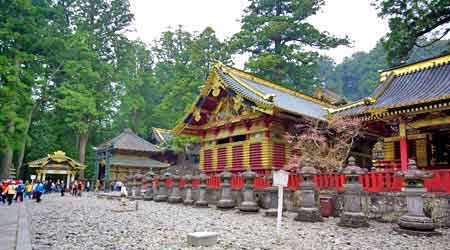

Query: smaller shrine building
[
  {"left": 95, "top": 128, "right": 169, "bottom": 189},
  {"left": 27, "top": 150, "right": 85, "bottom": 188}
]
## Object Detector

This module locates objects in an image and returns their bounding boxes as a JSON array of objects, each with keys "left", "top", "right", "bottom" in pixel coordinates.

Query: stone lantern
[
  {"left": 168, "top": 174, "right": 183, "bottom": 203},
  {"left": 338, "top": 157, "right": 369, "bottom": 228},
  {"left": 195, "top": 173, "right": 209, "bottom": 207},
  {"left": 262, "top": 174, "right": 283, "bottom": 217},
  {"left": 295, "top": 157, "right": 322, "bottom": 222},
  {"left": 394, "top": 159, "right": 440, "bottom": 236},
  {"left": 239, "top": 169, "right": 259, "bottom": 212},
  {"left": 126, "top": 175, "right": 133, "bottom": 195},
  {"left": 153, "top": 175, "right": 160, "bottom": 200},
  {"left": 143, "top": 171, "right": 155, "bottom": 201},
  {"left": 217, "top": 171, "right": 235, "bottom": 209},
  {"left": 154, "top": 173, "right": 169, "bottom": 202},
  {"left": 183, "top": 175, "right": 194, "bottom": 205},
  {"left": 133, "top": 173, "right": 144, "bottom": 199}
]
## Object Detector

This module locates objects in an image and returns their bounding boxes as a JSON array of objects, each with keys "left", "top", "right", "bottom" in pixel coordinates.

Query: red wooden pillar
[{"left": 399, "top": 118, "right": 408, "bottom": 171}]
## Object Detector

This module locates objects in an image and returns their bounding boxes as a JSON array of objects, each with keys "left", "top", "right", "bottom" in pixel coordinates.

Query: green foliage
[
  {"left": 320, "top": 40, "right": 449, "bottom": 101},
  {"left": 151, "top": 26, "right": 230, "bottom": 128},
  {"left": 57, "top": 31, "right": 114, "bottom": 136},
  {"left": 373, "top": 0, "right": 450, "bottom": 65},
  {"left": 230, "top": 0, "right": 349, "bottom": 93},
  {"left": 167, "top": 136, "right": 200, "bottom": 153},
  {"left": 0, "top": 0, "right": 52, "bottom": 150}
]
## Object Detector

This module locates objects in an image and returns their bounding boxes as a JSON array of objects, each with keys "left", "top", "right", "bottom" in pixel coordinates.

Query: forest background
[{"left": 1, "top": 0, "right": 449, "bottom": 179}]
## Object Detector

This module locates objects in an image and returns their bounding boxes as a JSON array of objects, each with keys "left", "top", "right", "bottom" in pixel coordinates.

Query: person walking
[
  {"left": 1, "top": 181, "right": 7, "bottom": 204},
  {"left": 25, "top": 181, "right": 33, "bottom": 199},
  {"left": 77, "top": 181, "right": 83, "bottom": 197},
  {"left": 31, "top": 182, "right": 37, "bottom": 199},
  {"left": 72, "top": 181, "right": 78, "bottom": 196},
  {"left": 35, "top": 181, "right": 44, "bottom": 203},
  {"left": 15, "top": 180, "right": 25, "bottom": 202},
  {"left": 6, "top": 181, "right": 16, "bottom": 205},
  {"left": 60, "top": 181, "right": 65, "bottom": 197}
]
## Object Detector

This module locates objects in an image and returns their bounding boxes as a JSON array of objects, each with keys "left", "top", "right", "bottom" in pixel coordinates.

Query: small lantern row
[{"left": 121, "top": 158, "right": 439, "bottom": 235}]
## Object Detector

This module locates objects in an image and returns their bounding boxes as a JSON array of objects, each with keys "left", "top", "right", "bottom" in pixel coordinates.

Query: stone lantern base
[
  {"left": 338, "top": 212, "right": 369, "bottom": 228},
  {"left": 394, "top": 215, "right": 441, "bottom": 236},
  {"left": 143, "top": 192, "right": 153, "bottom": 201},
  {"left": 183, "top": 198, "right": 194, "bottom": 205},
  {"left": 195, "top": 199, "right": 208, "bottom": 208},
  {"left": 154, "top": 194, "right": 168, "bottom": 202},
  {"left": 168, "top": 195, "right": 183, "bottom": 204},
  {"left": 239, "top": 201, "right": 259, "bottom": 213},
  {"left": 295, "top": 207, "right": 322, "bottom": 222},
  {"left": 217, "top": 199, "right": 235, "bottom": 210}
]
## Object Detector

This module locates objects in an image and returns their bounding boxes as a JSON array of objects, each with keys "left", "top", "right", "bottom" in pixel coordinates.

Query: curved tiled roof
[
  {"left": 173, "top": 63, "right": 332, "bottom": 134},
  {"left": 334, "top": 56, "right": 450, "bottom": 116},
  {"left": 27, "top": 150, "right": 85, "bottom": 169},
  {"left": 97, "top": 128, "right": 160, "bottom": 152}
]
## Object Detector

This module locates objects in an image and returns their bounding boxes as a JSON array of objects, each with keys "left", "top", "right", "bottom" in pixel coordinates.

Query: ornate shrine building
[
  {"left": 173, "top": 62, "right": 334, "bottom": 173},
  {"left": 27, "top": 150, "right": 85, "bottom": 188},
  {"left": 333, "top": 53, "right": 450, "bottom": 171},
  {"left": 95, "top": 128, "right": 168, "bottom": 187},
  {"left": 149, "top": 127, "right": 200, "bottom": 174}
]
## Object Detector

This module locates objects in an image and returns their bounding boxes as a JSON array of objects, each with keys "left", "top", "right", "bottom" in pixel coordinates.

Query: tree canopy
[
  {"left": 230, "top": 0, "right": 349, "bottom": 93},
  {"left": 373, "top": 0, "right": 450, "bottom": 65}
]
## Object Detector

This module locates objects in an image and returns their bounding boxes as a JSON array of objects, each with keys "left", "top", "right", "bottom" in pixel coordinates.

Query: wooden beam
[
  {"left": 409, "top": 116, "right": 450, "bottom": 129},
  {"left": 399, "top": 119, "right": 408, "bottom": 171}
]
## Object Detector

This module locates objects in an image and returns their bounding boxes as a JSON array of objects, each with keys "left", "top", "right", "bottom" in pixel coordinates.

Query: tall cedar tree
[
  {"left": 113, "top": 38, "right": 156, "bottom": 136},
  {"left": 373, "top": 0, "right": 450, "bottom": 65},
  {"left": 152, "top": 26, "right": 230, "bottom": 128},
  {"left": 231, "top": 0, "right": 349, "bottom": 93},
  {"left": 0, "top": 0, "right": 54, "bottom": 178},
  {"left": 54, "top": 0, "right": 134, "bottom": 178}
]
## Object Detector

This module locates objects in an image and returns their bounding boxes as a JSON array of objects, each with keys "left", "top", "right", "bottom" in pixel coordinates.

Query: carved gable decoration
[{"left": 207, "top": 92, "right": 255, "bottom": 122}]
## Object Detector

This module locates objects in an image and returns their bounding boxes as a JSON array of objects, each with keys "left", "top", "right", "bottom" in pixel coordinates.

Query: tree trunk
[
  {"left": 1, "top": 122, "right": 15, "bottom": 179},
  {"left": 16, "top": 103, "right": 37, "bottom": 177},
  {"left": 78, "top": 132, "right": 88, "bottom": 180},
  {"left": 1, "top": 146, "right": 13, "bottom": 179}
]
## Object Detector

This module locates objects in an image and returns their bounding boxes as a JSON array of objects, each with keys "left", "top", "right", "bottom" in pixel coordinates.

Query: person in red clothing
[
  {"left": 77, "top": 181, "right": 83, "bottom": 197},
  {"left": 1, "top": 181, "right": 8, "bottom": 204}
]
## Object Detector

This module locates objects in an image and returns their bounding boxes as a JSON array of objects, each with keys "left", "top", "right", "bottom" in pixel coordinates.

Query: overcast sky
[{"left": 128, "top": 0, "right": 389, "bottom": 64}]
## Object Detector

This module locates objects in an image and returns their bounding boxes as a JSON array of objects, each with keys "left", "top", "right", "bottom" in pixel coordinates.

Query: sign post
[
  {"left": 30, "top": 175, "right": 36, "bottom": 184},
  {"left": 273, "top": 170, "right": 289, "bottom": 236}
]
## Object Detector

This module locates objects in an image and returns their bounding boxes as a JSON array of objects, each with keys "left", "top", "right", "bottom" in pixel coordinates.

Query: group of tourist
[
  {"left": 0, "top": 178, "right": 94, "bottom": 205},
  {"left": 69, "top": 180, "right": 91, "bottom": 197},
  {"left": 1, "top": 179, "right": 45, "bottom": 205}
]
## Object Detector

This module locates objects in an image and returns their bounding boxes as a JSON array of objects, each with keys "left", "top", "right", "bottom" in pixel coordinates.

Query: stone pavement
[
  {"left": 28, "top": 195, "right": 450, "bottom": 250},
  {"left": 0, "top": 202, "right": 32, "bottom": 250},
  {"left": 0, "top": 204, "right": 18, "bottom": 250}
]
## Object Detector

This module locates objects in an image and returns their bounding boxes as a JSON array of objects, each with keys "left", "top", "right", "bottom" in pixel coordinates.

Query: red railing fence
[{"left": 157, "top": 169, "right": 450, "bottom": 194}]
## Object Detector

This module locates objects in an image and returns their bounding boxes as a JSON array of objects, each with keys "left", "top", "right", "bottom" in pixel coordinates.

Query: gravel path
[{"left": 27, "top": 194, "right": 450, "bottom": 250}]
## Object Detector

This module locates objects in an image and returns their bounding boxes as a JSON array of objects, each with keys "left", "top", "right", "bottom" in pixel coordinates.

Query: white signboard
[
  {"left": 273, "top": 170, "right": 289, "bottom": 187},
  {"left": 30, "top": 175, "right": 36, "bottom": 180},
  {"left": 272, "top": 170, "right": 289, "bottom": 236}
]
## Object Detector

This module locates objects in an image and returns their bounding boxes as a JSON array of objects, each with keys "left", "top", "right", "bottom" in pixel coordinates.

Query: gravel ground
[{"left": 27, "top": 194, "right": 450, "bottom": 250}]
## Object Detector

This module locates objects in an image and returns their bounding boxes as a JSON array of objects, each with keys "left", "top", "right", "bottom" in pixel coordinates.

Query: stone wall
[
  {"left": 164, "top": 185, "right": 450, "bottom": 226},
  {"left": 186, "top": 187, "right": 450, "bottom": 227}
]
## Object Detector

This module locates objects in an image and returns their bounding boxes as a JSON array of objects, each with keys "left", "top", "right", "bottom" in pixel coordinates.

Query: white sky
[{"left": 128, "top": 0, "right": 389, "bottom": 64}]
